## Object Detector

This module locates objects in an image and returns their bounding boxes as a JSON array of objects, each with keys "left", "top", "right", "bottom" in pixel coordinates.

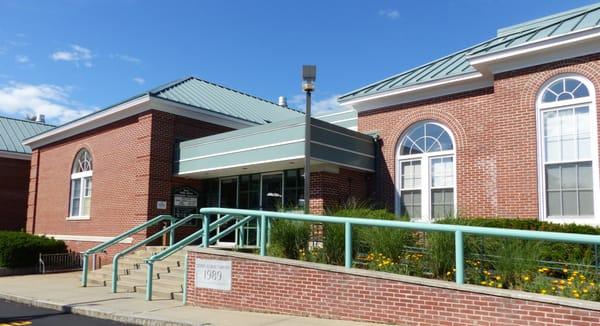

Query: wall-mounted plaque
[
  {"left": 172, "top": 186, "right": 199, "bottom": 219},
  {"left": 195, "top": 259, "right": 232, "bottom": 291}
]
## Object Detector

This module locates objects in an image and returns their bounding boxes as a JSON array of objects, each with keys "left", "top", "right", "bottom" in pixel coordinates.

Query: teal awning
[{"left": 175, "top": 117, "right": 374, "bottom": 179}]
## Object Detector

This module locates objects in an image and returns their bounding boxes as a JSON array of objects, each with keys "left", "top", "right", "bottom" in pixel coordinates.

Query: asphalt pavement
[{"left": 0, "top": 299, "right": 129, "bottom": 326}]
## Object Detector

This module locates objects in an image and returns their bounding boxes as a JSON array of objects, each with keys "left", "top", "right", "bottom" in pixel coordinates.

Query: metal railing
[
  {"left": 39, "top": 252, "right": 84, "bottom": 274},
  {"left": 144, "top": 214, "right": 255, "bottom": 300},
  {"left": 81, "top": 214, "right": 176, "bottom": 287},
  {"left": 111, "top": 214, "right": 203, "bottom": 292},
  {"left": 198, "top": 207, "right": 600, "bottom": 285}
]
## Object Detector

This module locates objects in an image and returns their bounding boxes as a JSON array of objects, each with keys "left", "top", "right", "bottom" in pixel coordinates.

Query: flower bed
[{"left": 267, "top": 207, "right": 600, "bottom": 302}]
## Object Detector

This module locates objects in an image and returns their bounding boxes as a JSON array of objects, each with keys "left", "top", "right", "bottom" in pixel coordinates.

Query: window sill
[
  {"left": 66, "top": 216, "right": 90, "bottom": 221},
  {"left": 545, "top": 216, "right": 599, "bottom": 226}
]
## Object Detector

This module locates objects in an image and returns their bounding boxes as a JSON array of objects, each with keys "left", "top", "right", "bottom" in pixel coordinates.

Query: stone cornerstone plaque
[{"left": 195, "top": 259, "right": 232, "bottom": 291}]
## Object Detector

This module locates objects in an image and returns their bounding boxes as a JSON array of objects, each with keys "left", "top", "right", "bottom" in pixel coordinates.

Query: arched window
[
  {"left": 396, "top": 121, "right": 455, "bottom": 221},
  {"left": 69, "top": 149, "right": 93, "bottom": 218},
  {"left": 537, "top": 75, "right": 599, "bottom": 221}
]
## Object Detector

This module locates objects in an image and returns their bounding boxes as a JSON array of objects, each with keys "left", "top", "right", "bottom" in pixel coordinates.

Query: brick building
[
  {"left": 0, "top": 116, "right": 53, "bottom": 231},
  {"left": 339, "top": 3, "right": 600, "bottom": 225},
  {"left": 23, "top": 3, "right": 600, "bottom": 254},
  {"left": 23, "top": 78, "right": 372, "bottom": 253}
]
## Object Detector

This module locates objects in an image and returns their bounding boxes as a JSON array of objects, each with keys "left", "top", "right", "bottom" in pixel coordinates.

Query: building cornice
[
  {"left": 340, "top": 26, "right": 600, "bottom": 112},
  {"left": 23, "top": 95, "right": 256, "bottom": 149}
]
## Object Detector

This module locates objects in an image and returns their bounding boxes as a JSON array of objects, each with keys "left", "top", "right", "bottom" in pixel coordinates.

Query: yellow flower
[
  {"left": 523, "top": 276, "right": 530, "bottom": 281},
  {"left": 583, "top": 289, "right": 589, "bottom": 293},
  {"left": 559, "top": 280, "right": 566, "bottom": 285},
  {"left": 496, "top": 284, "right": 502, "bottom": 289},
  {"left": 563, "top": 268, "right": 569, "bottom": 273},
  {"left": 446, "top": 271, "right": 452, "bottom": 276},
  {"left": 574, "top": 293, "right": 580, "bottom": 298},
  {"left": 495, "top": 276, "right": 502, "bottom": 281},
  {"left": 480, "top": 281, "right": 487, "bottom": 285},
  {"left": 540, "top": 289, "right": 547, "bottom": 294}
]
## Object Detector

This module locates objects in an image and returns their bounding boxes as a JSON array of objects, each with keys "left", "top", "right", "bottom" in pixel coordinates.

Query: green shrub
[
  {"left": 426, "top": 232, "right": 455, "bottom": 278},
  {"left": 323, "top": 207, "right": 416, "bottom": 266},
  {"left": 0, "top": 231, "right": 67, "bottom": 268},
  {"left": 268, "top": 220, "right": 311, "bottom": 260},
  {"left": 435, "top": 217, "right": 600, "bottom": 264}
]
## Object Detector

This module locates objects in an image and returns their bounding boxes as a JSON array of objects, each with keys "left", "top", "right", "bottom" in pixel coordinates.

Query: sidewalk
[{"left": 0, "top": 272, "right": 384, "bottom": 326}]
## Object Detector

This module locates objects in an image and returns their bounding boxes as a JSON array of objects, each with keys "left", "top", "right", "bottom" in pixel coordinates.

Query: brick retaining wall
[{"left": 186, "top": 248, "right": 600, "bottom": 326}]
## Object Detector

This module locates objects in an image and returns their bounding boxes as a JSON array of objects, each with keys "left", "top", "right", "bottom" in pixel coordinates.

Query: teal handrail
[
  {"left": 81, "top": 214, "right": 175, "bottom": 287},
  {"left": 111, "top": 214, "right": 203, "bottom": 293},
  {"left": 199, "top": 207, "right": 600, "bottom": 285},
  {"left": 144, "top": 214, "right": 254, "bottom": 300}
]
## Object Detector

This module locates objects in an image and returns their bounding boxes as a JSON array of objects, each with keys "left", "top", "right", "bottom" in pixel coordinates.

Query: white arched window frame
[
  {"left": 536, "top": 74, "right": 600, "bottom": 224},
  {"left": 68, "top": 149, "right": 93, "bottom": 220},
  {"left": 395, "top": 121, "right": 457, "bottom": 222}
]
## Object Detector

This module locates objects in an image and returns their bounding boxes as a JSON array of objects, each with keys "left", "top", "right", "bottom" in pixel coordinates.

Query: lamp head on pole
[{"left": 302, "top": 65, "right": 316, "bottom": 92}]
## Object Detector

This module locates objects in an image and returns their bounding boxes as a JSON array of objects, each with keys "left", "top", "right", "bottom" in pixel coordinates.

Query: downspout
[{"left": 30, "top": 149, "right": 41, "bottom": 234}]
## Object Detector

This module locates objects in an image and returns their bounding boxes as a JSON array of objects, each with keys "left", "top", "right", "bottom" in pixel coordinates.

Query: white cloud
[
  {"left": 111, "top": 53, "right": 142, "bottom": 64},
  {"left": 0, "top": 82, "right": 93, "bottom": 124},
  {"left": 133, "top": 77, "right": 145, "bottom": 85},
  {"left": 379, "top": 9, "right": 399, "bottom": 20},
  {"left": 15, "top": 55, "right": 29, "bottom": 64},
  {"left": 287, "top": 94, "right": 344, "bottom": 115},
  {"left": 50, "top": 44, "right": 93, "bottom": 67}
]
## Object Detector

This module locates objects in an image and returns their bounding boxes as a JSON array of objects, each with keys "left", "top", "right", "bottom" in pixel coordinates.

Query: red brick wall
[
  {"left": 187, "top": 249, "right": 600, "bottom": 326},
  {"left": 0, "top": 157, "right": 30, "bottom": 231},
  {"left": 309, "top": 167, "right": 372, "bottom": 214},
  {"left": 26, "top": 109, "right": 230, "bottom": 254},
  {"left": 358, "top": 54, "right": 600, "bottom": 218}
]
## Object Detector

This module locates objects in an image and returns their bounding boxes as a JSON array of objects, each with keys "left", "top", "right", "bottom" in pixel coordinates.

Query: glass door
[
  {"left": 218, "top": 177, "right": 238, "bottom": 245},
  {"left": 261, "top": 173, "right": 283, "bottom": 211}
]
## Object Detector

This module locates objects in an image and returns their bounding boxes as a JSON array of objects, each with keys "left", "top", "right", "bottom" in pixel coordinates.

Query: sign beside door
[{"left": 195, "top": 259, "right": 232, "bottom": 291}]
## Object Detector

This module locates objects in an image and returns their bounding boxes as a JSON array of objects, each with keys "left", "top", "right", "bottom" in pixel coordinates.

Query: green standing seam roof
[
  {"left": 339, "top": 3, "right": 600, "bottom": 103},
  {"left": 0, "top": 116, "right": 54, "bottom": 154},
  {"left": 150, "top": 77, "right": 303, "bottom": 124},
  {"left": 25, "top": 76, "right": 305, "bottom": 143}
]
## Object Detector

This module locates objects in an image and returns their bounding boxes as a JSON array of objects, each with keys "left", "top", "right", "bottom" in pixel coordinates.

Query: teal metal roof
[
  {"left": 151, "top": 77, "right": 303, "bottom": 124},
  {"left": 339, "top": 3, "right": 600, "bottom": 103},
  {"left": 0, "top": 116, "right": 54, "bottom": 154}
]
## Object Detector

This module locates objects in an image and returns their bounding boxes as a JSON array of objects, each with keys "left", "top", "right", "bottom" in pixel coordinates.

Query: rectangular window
[
  {"left": 400, "top": 160, "right": 421, "bottom": 219},
  {"left": 70, "top": 178, "right": 81, "bottom": 217},
  {"left": 546, "top": 162, "right": 593, "bottom": 217},
  {"left": 430, "top": 156, "right": 454, "bottom": 219},
  {"left": 82, "top": 177, "right": 92, "bottom": 216},
  {"left": 543, "top": 105, "right": 594, "bottom": 218}
]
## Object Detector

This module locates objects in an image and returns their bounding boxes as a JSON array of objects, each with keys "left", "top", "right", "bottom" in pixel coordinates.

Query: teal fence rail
[
  {"left": 198, "top": 207, "right": 600, "bottom": 286},
  {"left": 111, "top": 214, "right": 204, "bottom": 292},
  {"left": 81, "top": 214, "right": 176, "bottom": 287},
  {"left": 144, "top": 213, "right": 256, "bottom": 300}
]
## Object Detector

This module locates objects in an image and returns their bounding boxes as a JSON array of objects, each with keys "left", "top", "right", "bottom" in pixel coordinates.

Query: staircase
[{"left": 87, "top": 246, "right": 185, "bottom": 300}]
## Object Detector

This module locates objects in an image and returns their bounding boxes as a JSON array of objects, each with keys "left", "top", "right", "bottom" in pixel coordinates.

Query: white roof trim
[
  {"left": 468, "top": 26, "right": 600, "bottom": 75},
  {"left": 341, "top": 72, "right": 492, "bottom": 113},
  {"left": 0, "top": 151, "right": 31, "bottom": 160},
  {"left": 340, "top": 26, "right": 600, "bottom": 112},
  {"left": 338, "top": 72, "right": 485, "bottom": 106},
  {"left": 23, "top": 95, "right": 256, "bottom": 149}
]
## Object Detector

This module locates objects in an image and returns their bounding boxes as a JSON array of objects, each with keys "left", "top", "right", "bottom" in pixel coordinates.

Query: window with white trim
[
  {"left": 538, "top": 76, "right": 599, "bottom": 220},
  {"left": 396, "top": 121, "right": 455, "bottom": 221},
  {"left": 70, "top": 149, "right": 93, "bottom": 218}
]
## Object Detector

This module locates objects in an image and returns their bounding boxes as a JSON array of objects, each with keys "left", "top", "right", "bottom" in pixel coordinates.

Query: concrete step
[
  {"left": 123, "top": 272, "right": 183, "bottom": 285},
  {"left": 134, "top": 285, "right": 182, "bottom": 300}
]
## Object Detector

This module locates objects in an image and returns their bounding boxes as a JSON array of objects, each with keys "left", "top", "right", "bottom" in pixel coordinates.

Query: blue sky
[{"left": 0, "top": 0, "right": 597, "bottom": 125}]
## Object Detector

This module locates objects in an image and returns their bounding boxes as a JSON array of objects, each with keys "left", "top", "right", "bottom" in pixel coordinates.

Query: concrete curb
[{"left": 0, "top": 292, "right": 204, "bottom": 326}]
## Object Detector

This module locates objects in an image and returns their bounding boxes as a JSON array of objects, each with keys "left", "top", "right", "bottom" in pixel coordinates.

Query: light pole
[{"left": 302, "top": 65, "right": 316, "bottom": 214}]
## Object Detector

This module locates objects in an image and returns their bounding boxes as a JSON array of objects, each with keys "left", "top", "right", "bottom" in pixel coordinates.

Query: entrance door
[
  {"left": 218, "top": 177, "right": 238, "bottom": 244},
  {"left": 261, "top": 173, "right": 283, "bottom": 211}
]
